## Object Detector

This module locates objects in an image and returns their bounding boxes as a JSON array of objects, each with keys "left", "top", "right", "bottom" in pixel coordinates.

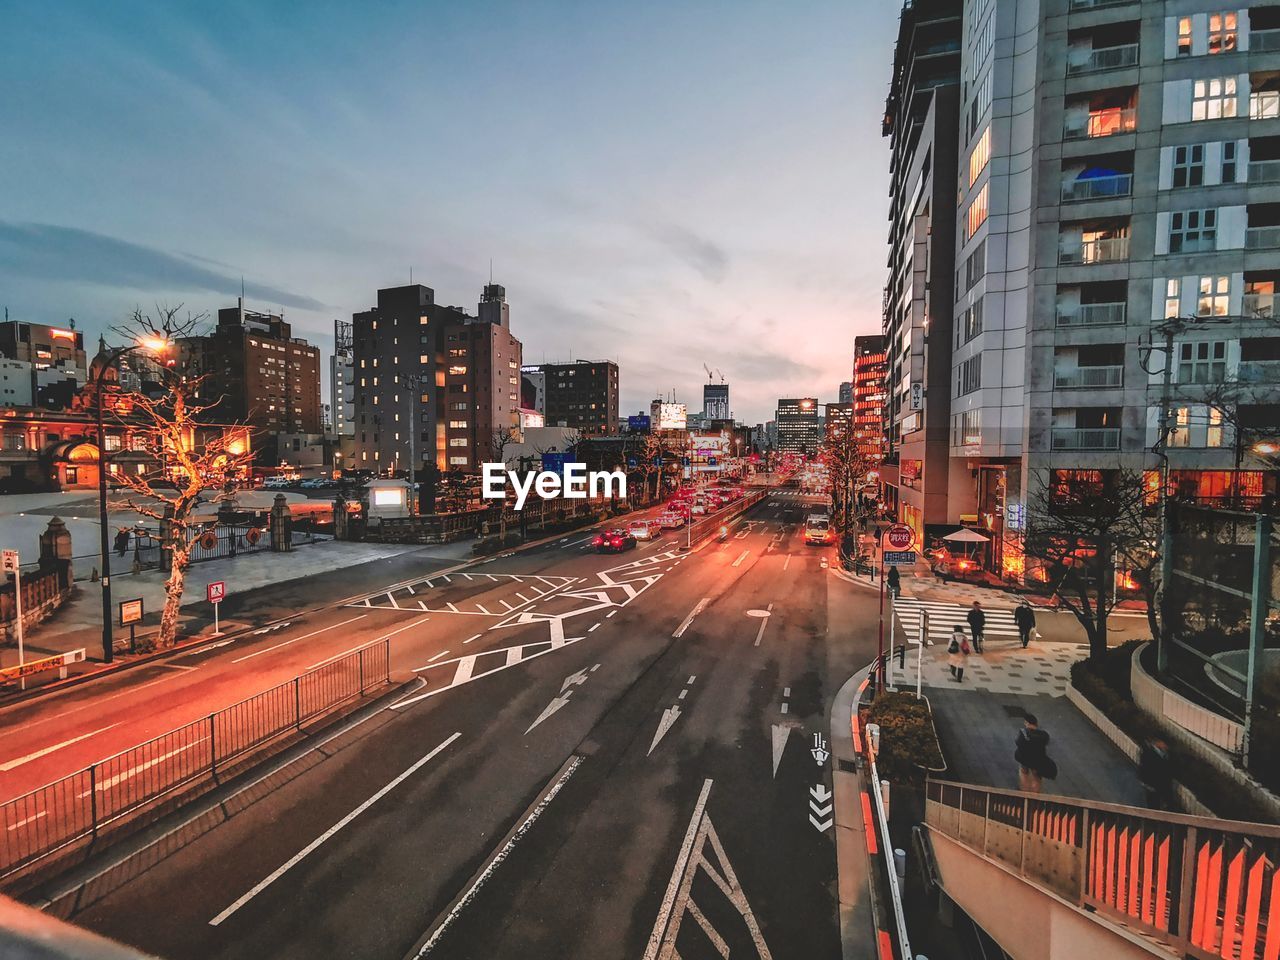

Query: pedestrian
[
  {"left": 1138, "top": 738, "right": 1173, "bottom": 810},
  {"left": 1014, "top": 600, "right": 1036, "bottom": 648},
  {"left": 1014, "top": 714, "right": 1055, "bottom": 793},
  {"left": 967, "top": 601, "right": 986, "bottom": 653},
  {"left": 114, "top": 527, "right": 130, "bottom": 558},
  {"left": 887, "top": 564, "right": 901, "bottom": 597},
  {"left": 947, "top": 625, "right": 969, "bottom": 682}
]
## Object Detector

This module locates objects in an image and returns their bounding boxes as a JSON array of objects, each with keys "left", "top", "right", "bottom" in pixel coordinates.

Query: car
[
  {"left": 669, "top": 501, "right": 692, "bottom": 519},
  {"left": 657, "top": 512, "right": 685, "bottom": 529},
  {"left": 690, "top": 501, "right": 708, "bottom": 515},
  {"left": 804, "top": 514, "right": 832, "bottom": 545},
  {"left": 263, "top": 476, "right": 292, "bottom": 489},
  {"left": 593, "top": 529, "right": 637, "bottom": 552},
  {"left": 299, "top": 478, "right": 329, "bottom": 489},
  {"left": 629, "top": 519, "right": 661, "bottom": 541}
]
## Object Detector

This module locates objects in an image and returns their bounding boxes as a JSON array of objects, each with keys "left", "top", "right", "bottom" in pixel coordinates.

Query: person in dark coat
[
  {"left": 114, "top": 528, "right": 131, "bottom": 558},
  {"left": 1014, "top": 600, "right": 1036, "bottom": 648},
  {"left": 1014, "top": 714, "right": 1054, "bottom": 793},
  {"left": 886, "top": 565, "right": 901, "bottom": 597},
  {"left": 1138, "top": 738, "right": 1173, "bottom": 810},
  {"left": 967, "top": 601, "right": 986, "bottom": 653}
]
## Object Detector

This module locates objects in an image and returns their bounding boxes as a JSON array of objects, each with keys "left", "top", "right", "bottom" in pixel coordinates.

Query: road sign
[
  {"left": 884, "top": 550, "right": 917, "bottom": 567},
  {"left": 884, "top": 524, "right": 914, "bottom": 550},
  {"left": 2, "top": 549, "right": 17, "bottom": 572},
  {"left": 119, "top": 598, "right": 144, "bottom": 625},
  {"left": 207, "top": 581, "right": 226, "bottom": 603}
]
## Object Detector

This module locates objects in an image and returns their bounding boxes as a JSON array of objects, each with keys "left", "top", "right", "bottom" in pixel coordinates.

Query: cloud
[
  {"left": 720, "top": 349, "right": 819, "bottom": 382},
  {"left": 0, "top": 221, "right": 326, "bottom": 311},
  {"left": 643, "top": 222, "right": 729, "bottom": 283}
]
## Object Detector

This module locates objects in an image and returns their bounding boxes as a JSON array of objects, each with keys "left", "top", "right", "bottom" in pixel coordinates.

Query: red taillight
[
  {"left": 611, "top": 537, "right": 622, "bottom": 546},
  {"left": 593, "top": 536, "right": 604, "bottom": 545}
]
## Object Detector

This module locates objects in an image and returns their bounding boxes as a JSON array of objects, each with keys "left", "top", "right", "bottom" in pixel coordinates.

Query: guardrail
[
  {"left": 925, "top": 779, "right": 1280, "bottom": 960},
  {"left": 0, "top": 639, "right": 391, "bottom": 884},
  {"left": 679, "top": 489, "right": 770, "bottom": 549}
]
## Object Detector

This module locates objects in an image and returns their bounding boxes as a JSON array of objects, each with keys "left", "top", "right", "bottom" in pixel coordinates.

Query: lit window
[
  {"left": 1192, "top": 77, "right": 1237, "bottom": 121},
  {"left": 1207, "top": 12, "right": 1237, "bottom": 54},
  {"left": 1170, "top": 407, "right": 1191, "bottom": 447},
  {"left": 1196, "top": 275, "right": 1230, "bottom": 316},
  {"left": 1165, "top": 278, "right": 1182, "bottom": 319},
  {"left": 448, "top": 365, "right": 468, "bottom": 375},
  {"left": 449, "top": 456, "right": 468, "bottom": 465},
  {"left": 966, "top": 183, "right": 989, "bottom": 240},
  {"left": 449, "top": 438, "right": 468, "bottom": 447},
  {"left": 1177, "top": 17, "right": 1192, "bottom": 57},
  {"left": 449, "top": 420, "right": 468, "bottom": 428},
  {"left": 1207, "top": 407, "right": 1225, "bottom": 447}
]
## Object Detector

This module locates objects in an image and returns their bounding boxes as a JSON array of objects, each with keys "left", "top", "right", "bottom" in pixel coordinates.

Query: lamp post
[{"left": 94, "top": 337, "right": 168, "bottom": 664}]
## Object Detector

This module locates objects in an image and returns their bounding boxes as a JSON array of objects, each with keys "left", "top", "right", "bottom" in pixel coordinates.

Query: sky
[{"left": 0, "top": 0, "right": 898, "bottom": 426}]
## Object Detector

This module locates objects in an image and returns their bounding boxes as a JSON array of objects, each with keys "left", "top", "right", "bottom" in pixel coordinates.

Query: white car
[
  {"left": 690, "top": 501, "right": 708, "bottom": 515},
  {"left": 629, "top": 520, "right": 661, "bottom": 541}
]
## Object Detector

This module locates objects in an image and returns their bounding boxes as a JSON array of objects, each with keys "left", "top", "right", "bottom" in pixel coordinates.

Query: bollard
[{"left": 894, "top": 847, "right": 907, "bottom": 880}]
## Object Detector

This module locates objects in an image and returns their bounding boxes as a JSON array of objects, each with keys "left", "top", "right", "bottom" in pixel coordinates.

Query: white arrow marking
[
  {"left": 809, "top": 800, "right": 833, "bottom": 818},
  {"left": 809, "top": 814, "right": 832, "bottom": 833},
  {"left": 809, "top": 784, "right": 832, "bottom": 803},
  {"left": 771, "top": 724, "right": 790, "bottom": 778},
  {"left": 648, "top": 706, "right": 682, "bottom": 756},
  {"left": 561, "top": 668, "right": 590, "bottom": 692},
  {"left": 525, "top": 693, "right": 573, "bottom": 734}
]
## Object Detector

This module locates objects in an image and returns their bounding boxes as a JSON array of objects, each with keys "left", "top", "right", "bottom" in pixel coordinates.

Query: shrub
[{"left": 866, "top": 691, "right": 945, "bottom": 787}]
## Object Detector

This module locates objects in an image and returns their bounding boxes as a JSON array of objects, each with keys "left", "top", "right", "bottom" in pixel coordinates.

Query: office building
[
  {"left": 880, "top": 0, "right": 963, "bottom": 543},
  {"left": 853, "top": 336, "right": 888, "bottom": 465},
  {"left": 182, "top": 300, "right": 323, "bottom": 435},
  {"left": 702, "top": 381, "right": 730, "bottom": 421},
  {"left": 775, "top": 398, "right": 820, "bottom": 457},
  {"left": 531, "top": 360, "right": 619, "bottom": 436},
  {"left": 838, "top": 381, "right": 854, "bottom": 404},
  {"left": 351, "top": 283, "right": 522, "bottom": 475}
]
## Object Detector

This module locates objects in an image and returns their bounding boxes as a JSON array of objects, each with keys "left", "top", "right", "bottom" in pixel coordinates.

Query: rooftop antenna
[
  {"left": 489, "top": 258, "right": 493, "bottom": 284},
  {"left": 410, "top": 267, "right": 414, "bottom": 285}
]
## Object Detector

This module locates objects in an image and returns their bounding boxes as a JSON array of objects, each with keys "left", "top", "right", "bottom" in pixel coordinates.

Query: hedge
[{"left": 866, "top": 691, "right": 945, "bottom": 787}]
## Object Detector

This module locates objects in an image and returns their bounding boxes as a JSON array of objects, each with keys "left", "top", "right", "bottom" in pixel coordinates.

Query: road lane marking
[
  {"left": 688, "top": 676, "right": 696, "bottom": 684},
  {"left": 409, "top": 754, "right": 582, "bottom": 956},
  {"left": 588, "top": 623, "right": 601, "bottom": 632},
  {"left": 783, "top": 554, "right": 792, "bottom": 571},
  {"left": 158, "top": 663, "right": 197, "bottom": 671},
  {"left": 209, "top": 732, "right": 461, "bottom": 927},
  {"left": 732, "top": 550, "right": 749, "bottom": 567},
  {"left": 80, "top": 740, "right": 205, "bottom": 796},
  {"left": 464, "top": 633, "right": 482, "bottom": 644},
  {"left": 678, "top": 689, "right": 688, "bottom": 700},
  {"left": 6, "top": 809, "right": 47, "bottom": 831},
  {"left": 230, "top": 615, "right": 368, "bottom": 664},
  {"left": 643, "top": 779, "right": 713, "bottom": 960},
  {"left": 0, "top": 723, "right": 121, "bottom": 772},
  {"left": 753, "top": 616, "right": 769, "bottom": 647},
  {"left": 672, "top": 599, "right": 709, "bottom": 638},
  {"left": 386, "top": 592, "right": 400, "bottom": 609},
  {"left": 426, "top": 650, "right": 450, "bottom": 663},
  {"left": 607, "top": 610, "right": 617, "bottom": 618}
]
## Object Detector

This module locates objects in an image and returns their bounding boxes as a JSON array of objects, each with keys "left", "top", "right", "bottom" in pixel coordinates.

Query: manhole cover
[{"left": 1001, "top": 704, "right": 1028, "bottom": 718}]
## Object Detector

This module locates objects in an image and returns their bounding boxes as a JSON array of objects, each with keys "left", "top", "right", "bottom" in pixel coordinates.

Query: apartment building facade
[
  {"left": 351, "top": 284, "right": 522, "bottom": 476},
  {"left": 530, "top": 360, "right": 619, "bottom": 437},
  {"left": 890, "top": 0, "right": 1280, "bottom": 577}
]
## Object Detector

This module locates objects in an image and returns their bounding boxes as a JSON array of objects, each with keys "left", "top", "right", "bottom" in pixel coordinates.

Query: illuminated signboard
[
  {"left": 50, "top": 329, "right": 77, "bottom": 341},
  {"left": 373, "top": 488, "right": 403, "bottom": 506},
  {"left": 653, "top": 403, "right": 687, "bottom": 430}
]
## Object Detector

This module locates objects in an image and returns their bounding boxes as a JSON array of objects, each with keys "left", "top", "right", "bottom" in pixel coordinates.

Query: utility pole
[{"left": 403, "top": 372, "right": 421, "bottom": 516}]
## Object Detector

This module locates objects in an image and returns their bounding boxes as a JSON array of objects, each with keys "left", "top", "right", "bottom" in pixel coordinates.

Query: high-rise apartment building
[
  {"left": 351, "top": 283, "right": 522, "bottom": 475},
  {"left": 331, "top": 319, "right": 355, "bottom": 437},
  {"left": 902, "top": 0, "right": 1280, "bottom": 576},
  {"left": 852, "top": 337, "right": 889, "bottom": 466},
  {"left": 775, "top": 398, "right": 820, "bottom": 456},
  {"left": 881, "top": 0, "right": 963, "bottom": 543},
  {"left": 529, "top": 360, "right": 619, "bottom": 436},
  {"left": 183, "top": 301, "right": 323, "bottom": 435}
]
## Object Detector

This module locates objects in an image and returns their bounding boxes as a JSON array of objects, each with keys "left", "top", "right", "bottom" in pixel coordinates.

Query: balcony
[
  {"left": 1253, "top": 29, "right": 1280, "bottom": 53},
  {"left": 1066, "top": 44, "right": 1138, "bottom": 76},
  {"left": 1060, "top": 172, "right": 1132, "bottom": 202},
  {"left": 1059, "top": 235, "right": 1130, "bottom": 265},
  {"left": 1063, "top": 108, "right": 1136, "bottom": 140},
  {"left": 1052, "top": 427, "right": 1121, "bottom": 450},
  {"left": 1243, "top": 292, "right": 1275, "bottom": 317},
  {"left": 1238, "top": 359, "right": 1280, "bottom": 382},
  {"left": 1056, "top": 301, "right": 1126, "bottom": 326},
  {"left": 1054, "top": 365, "right": 1124, "bottom": 388},
  {"left": 1252, "top": 91, "right": 1280, "bottom": 120},
  {"left": 1068, "top": 0, "right": 1131, "bottom": 8},
  {"left": 1246, "top": 225, "right": 1280, "bottom": 248},
  {"left": 1248, "top": 158, "right": 1280, "bottom": 183}
]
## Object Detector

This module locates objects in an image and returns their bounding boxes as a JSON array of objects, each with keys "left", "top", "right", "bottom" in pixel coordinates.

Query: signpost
[
  {"left": 120, "top": 597, "right": 144, "bottom": 653},
  {"left": 3, "top": 549, "right": 23, "bottom": 689},
  {"left": 207, "top": 580, "right": 226, "bottom": 636},
  {"left": 876, "top": 527, "right": 916, "bottom": 694}
]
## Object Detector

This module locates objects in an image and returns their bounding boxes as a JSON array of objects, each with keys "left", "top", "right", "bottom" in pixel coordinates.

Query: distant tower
[{"left": 478, "top": 283, "right": 509, "bottom": 327}]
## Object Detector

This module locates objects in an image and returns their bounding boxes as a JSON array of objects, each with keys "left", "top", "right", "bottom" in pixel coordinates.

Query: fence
[
  {"left": 925, "top": 779, "right": 1280, "bottom": 960},
  {"left": 0, "top": 640, "right": 390, "bottom": 885}
]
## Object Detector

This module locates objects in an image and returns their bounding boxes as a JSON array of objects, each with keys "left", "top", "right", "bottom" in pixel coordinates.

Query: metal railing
[
  {"left": 1066, "top": 44, "right": 1138, "bottom": 75},
  {"left": 1248, "top": 159, "right": 1280, "bottom": 184},
  {"left": 1061, "top": 173, "right": 1133, "bottom": 202},
  {"left": 1246, "top": 226, "right": 1280, "bottom": 250},
  {"left": 1238, "top": 359, "right": 1280, "bottom": 383},
  {"left": 1057, "top": 302, "right": 1127, "bottom": 327},
  {"left": 1052, "top": 427, "right": 1121, "bottom": 450},
  {"left": 1064, "top": 108, "right": 1137, "bottom": 140},
  {"left": 1068, "top": 0, "right": 1131, "bottom": 8},
  {"left": 0, "top": 640, "right": 391, "bottom": 881},
  {"left": 1253, "top": 29, "right": 1280, "bottom": 52},
  {"left": 925, "top": 780, "right": 1280, "bottom": 960},
  {"left": 1054, "top": 365, "right": 1124, "bottom": 389},
  {"left": 1059, "top": 236, "right": 1130, "bottom": 265},
  {"left": 1252, "top": 91, "right": 1280, "bottom": 120},
  {"left": 1243, "top": 293, "right": 1275, "bottom": 319}
]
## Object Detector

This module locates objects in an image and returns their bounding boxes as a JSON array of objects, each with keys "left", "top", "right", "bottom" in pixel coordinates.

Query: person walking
[
  {"left": 947, "top": 625, "right": 969, "bottom": 682},
  {"left": 1013, "top": 600, "right": 1036, "bottom": 648},
  {"left": 887, "top": 564, "right": 901, "bottom": 597},
  {"left": 1014, "top": 714, "right": 1055, "bottom": 793},
  {"left": 967, "top": 601, "right": 986, "bottom": 653}
]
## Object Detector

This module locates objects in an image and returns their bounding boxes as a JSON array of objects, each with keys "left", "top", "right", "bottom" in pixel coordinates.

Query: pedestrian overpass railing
[{"left": 925, "top": 779, "right": 1280, "bottom": 960}]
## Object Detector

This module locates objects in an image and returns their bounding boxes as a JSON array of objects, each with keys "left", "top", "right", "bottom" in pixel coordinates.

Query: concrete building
[
  {"left": 775, "top": 398, "right": 820, "bottom": 457},
  {"left": 881, "top": 0, "right": 963, "bottom": 545},
  {"left": 702, "top": 381, "right": 730, "bottom": 421},
  {"left": 0, "top": 320, "right": 87, "bottom": 410},
  {"left": 351, "top": 283, "right": 522, "bottom": 475},
  {"left": 852, "top": 337, "right": 889, "bottom": 465},
  {"left": 528, "top": 360, "right": 619, "bottom": 436},
  {"left": 331, "top": 319, "right": 355, "bottom": 438},
  {"left": 183, "top": 300, "right": 323, "bottom": 435},
  {"left": 937, "top": 0, "right": 1280, "bottom": 577},
  {"left": 519, "top": 366, "right": 546, "bottom": 414},
  {"left": 838, "top": 380, "right": 854, "bottom": 404},
  {"left": 0, "top": 360, "right": 33, "bottom": 407}
]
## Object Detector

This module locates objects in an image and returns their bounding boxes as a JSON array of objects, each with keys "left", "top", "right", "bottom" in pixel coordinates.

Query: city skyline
[{"left": 0, "top": 1, "right": 897, "bottom": 425}]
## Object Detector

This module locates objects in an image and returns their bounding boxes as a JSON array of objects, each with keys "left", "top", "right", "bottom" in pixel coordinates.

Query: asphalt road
[{"left": 14, "top": 490, "right": 888, "bottom": 960}]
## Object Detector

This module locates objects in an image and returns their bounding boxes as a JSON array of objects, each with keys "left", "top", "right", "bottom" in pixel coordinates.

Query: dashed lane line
[{"left": 230, "top": 615, "right": 368, "bottom": 664}]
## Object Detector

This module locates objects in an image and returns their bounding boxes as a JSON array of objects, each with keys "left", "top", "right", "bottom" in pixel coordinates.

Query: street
[{"left": 7, "top": 492, "right": 884, "bottom": 960}]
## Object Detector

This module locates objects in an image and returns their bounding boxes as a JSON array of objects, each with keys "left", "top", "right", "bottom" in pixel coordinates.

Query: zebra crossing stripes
[{"left": 891, "top": 595, "right": 1020, "bottom": 643}]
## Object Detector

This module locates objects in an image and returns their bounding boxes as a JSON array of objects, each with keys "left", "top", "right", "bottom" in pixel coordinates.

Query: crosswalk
[{"left": 891, "top": 595, "right": 1020, "bottom": 645}]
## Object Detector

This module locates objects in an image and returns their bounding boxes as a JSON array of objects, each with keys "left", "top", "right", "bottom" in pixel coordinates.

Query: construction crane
[
  {"left": 702, "top": 363, "right": 714, "bottom": 381},
  {"left": 715, "top": 368, "right": 725, "bottom": 383}
]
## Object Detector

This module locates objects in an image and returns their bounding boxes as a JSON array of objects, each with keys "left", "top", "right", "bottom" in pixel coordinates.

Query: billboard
[
  {"left": 627, "top": 414, "right": 651, "bottom": 433},
  {"left": 653, "top": 402, "right": 687, "bottom": 430}
]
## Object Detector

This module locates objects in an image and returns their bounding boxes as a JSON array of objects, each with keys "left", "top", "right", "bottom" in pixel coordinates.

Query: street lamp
[{"left": 94, "top": 336, "right": 169, "bottom": 663}]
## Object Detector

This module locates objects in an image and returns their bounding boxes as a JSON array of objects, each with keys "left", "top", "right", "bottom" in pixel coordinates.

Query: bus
[{"left": 804, "top": 514, "right": 831, "bottom": 545}]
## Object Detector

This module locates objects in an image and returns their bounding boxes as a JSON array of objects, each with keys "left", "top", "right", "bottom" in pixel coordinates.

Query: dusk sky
[{"left": 0, "top": 1, "right": 897, "bottom": 425}]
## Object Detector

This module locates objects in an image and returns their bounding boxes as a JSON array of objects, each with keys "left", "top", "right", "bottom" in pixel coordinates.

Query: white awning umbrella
[{"left": 942, "top": 528, "right": 990, "bottom": 544}]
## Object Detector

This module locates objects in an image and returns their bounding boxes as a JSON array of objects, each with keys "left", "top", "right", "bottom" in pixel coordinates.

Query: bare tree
[
  {"left": 109, "top": 306, "right": 255, "bottom": 648},
  {"left": 820, "top": 422, "right": 874, "bottom": 535},
  {"left": 1023, "top": 467, "right": 1160, "bottom": 663},
  {"left": 488, "top": 427, "right": 520, "bottom": 544}
]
